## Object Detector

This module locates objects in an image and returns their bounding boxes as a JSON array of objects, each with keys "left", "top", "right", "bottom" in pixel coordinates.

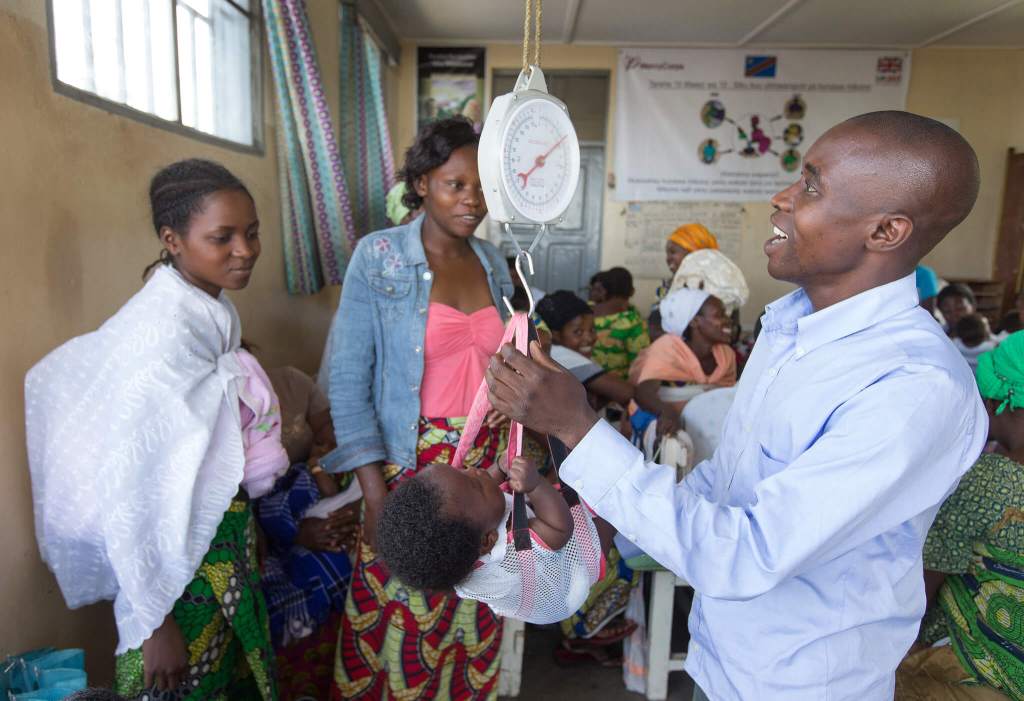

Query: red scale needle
[{"left": 517, "top": 134, "right": 568, "bottom": 188}]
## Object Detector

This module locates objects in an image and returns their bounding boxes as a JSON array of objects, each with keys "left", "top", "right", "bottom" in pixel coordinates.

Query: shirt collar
[
  {"left": 763, "top": 273, "right": 920, "bottom": 356},
  {"left": 405, "top": 214, "right": 427, "bottom": 266},
  {"left": 402, "top": 214, "right": 492, "bottom": 277}
]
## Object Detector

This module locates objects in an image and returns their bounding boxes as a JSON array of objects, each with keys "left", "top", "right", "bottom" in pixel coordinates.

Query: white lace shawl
[{"left": 25, "top": 265, "right": 249, "bottom": 653}]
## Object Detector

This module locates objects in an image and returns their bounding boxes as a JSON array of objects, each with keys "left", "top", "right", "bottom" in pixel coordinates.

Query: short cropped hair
[{"left": 376, "top": 476, "right": 482, "bottom": 591}]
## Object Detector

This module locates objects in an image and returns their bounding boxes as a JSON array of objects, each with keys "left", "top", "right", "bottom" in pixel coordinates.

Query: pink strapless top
[{"left": 420, "top": 303, "right": 505, "bottom": 417}]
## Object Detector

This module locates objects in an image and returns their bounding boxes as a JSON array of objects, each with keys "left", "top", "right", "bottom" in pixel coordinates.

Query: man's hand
[{"left": 485, "top": 341, "right": 599, "bottom": 449}]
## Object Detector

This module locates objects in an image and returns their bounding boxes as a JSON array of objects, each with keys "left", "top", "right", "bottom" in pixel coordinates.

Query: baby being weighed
[{"left": 376, "top": 456, "right": 604, "bottom": 622}]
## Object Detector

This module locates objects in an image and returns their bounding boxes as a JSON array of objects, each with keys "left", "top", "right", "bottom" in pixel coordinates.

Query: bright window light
[{"left": 51, "top": 0, "right": 259, "bottom": 147}]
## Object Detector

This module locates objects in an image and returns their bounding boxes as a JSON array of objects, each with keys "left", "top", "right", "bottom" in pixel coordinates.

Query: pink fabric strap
[{"left": 451, "top": 312, "right": 529, "bottom": 468}]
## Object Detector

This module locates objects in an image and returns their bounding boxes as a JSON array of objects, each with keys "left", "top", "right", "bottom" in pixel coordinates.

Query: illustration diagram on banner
[
  {"left": 697, "top": 93, "right": 807, "bottom": 174},
  {"left": 613, "top": 48, "right": 910, "bottom": 202}
]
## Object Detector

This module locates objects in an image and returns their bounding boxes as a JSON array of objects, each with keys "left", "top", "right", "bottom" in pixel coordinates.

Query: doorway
[{"left": 488, "top": 70, "right": 610, "bottom": 298}]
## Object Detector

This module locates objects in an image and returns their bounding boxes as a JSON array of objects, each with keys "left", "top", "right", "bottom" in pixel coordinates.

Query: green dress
[
  {"left": 921, "top": 453, "right": 1024, "bottom": 700},
  {"left": 115, "top": 498, "right": 277, "bottom": 701},
  {"left": 592, "top": 306, "right": 651, "bottom": 381}
]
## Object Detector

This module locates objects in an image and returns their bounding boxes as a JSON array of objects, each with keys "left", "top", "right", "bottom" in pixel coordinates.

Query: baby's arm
[{"left": 508, "top": 457, "right": 572, "bottom": 550}]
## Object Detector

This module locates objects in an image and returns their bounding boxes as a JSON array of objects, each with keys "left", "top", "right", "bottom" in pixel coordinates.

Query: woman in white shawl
[{"left": 25, "top": 160, "right": 287, "bottom": 700}]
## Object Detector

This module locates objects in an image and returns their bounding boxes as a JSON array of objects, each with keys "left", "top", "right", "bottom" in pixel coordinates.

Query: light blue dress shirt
[{"left": 560, "top": 273, "right": 987, "bottom": 700}]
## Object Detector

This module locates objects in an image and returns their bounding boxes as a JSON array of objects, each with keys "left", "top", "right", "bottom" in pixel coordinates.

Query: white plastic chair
[{"left": 498, "top": 617, "right": 525, "bottom": 697}]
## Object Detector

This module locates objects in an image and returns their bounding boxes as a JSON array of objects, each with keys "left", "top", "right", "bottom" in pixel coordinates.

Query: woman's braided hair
[{"left": 143, "top": 159, "right": 251, "bottom": 279}]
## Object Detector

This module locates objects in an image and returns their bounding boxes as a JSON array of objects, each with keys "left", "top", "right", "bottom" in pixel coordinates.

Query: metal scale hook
[{"left": 501, "top": 221, "right": 549, "bottom": 317}]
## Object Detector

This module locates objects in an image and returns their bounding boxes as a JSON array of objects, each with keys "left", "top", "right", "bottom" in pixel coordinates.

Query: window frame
[{"left": 45, "top": 0, "right": 265, "bottom": 155}]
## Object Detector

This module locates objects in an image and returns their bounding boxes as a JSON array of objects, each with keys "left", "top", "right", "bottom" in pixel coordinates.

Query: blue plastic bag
[{"left": 1, "top": 647, "right": 86, "bottom": 696}]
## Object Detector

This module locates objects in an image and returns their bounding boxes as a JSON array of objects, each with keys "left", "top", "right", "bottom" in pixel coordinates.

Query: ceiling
[{"left": 372, "top": 0, "right": 1024, "bottom": 48}]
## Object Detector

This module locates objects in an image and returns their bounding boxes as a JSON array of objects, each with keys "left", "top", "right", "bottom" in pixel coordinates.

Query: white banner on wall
[{"left": 614, "top": 49, "right": 911, "bottom": 202}]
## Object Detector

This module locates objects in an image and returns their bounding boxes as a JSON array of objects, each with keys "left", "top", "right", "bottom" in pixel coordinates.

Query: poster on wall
[
  {"left": 417, "top": 47, "right": 485, "bottom": 132},
  {"left": 624, "top": 201, "right": 744, "bottom": 278},
  {"left": 614, "top": 48, "right": 911, "bottom": 202}
]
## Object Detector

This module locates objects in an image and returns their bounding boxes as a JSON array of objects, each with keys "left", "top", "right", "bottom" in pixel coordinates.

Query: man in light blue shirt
[{"left": 486, "top": 112, "right": 987, "bottom": 700}]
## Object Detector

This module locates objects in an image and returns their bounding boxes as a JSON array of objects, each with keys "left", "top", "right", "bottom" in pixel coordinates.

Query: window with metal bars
[{"left": 48, "top": 0, "right": 262, "bottom": 151}]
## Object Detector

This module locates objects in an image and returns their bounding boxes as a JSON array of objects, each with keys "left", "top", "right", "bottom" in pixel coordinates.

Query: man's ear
[
  {"left": 479, "top": 528, "right": 499, "bottom": 556},
  {"left": 867, "top": 213, "right": 913, "bottom": 253}
]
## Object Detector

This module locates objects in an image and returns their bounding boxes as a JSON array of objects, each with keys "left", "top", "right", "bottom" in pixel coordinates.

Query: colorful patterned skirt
[
  {"left": 941, "top": 541, "right": 1024, "bottom": 699},
  {"left": 560, "top": 547, "right": 637, "bottom": 640},
  {"left": 114, "top": 497, "right": 277, "bottom": 701},
  {"left": 332, "top": 417, "right": 504, "bottom": 700},
  {"left": 275, "top": 610, "right": 343, "bottom": 701}
]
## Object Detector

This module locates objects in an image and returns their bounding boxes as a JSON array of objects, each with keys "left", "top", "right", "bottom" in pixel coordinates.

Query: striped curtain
[
  {"left": 339, "top": 3, "right": 396, "bottom": 239},
  {"left": 263, "top": 0, "right": 355, "bottom": 295}
]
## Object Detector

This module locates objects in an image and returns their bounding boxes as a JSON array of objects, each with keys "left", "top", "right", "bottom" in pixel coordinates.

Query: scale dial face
[{"left": 499, "top": 96, "right": 580, "bottom": 224}]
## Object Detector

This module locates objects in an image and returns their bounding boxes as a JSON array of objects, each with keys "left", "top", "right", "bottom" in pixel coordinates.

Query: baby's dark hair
[
  {"left": 956, "top": 313, "right": 990, "bottom": 348},
  {"left": 144, "top": 159, "right": 251, "bottom": 278},
  {"left": 938, "top": 282, "right": 977, "bottom": 308},
  {"left": 399, "top": 117, "right": 479, "bottom": 211},
  {"left": 601, "top": 267, "right": 635, "bottom": 299},
  {"left": 376, "top": 476, "right": 482, "bottom": 591}
]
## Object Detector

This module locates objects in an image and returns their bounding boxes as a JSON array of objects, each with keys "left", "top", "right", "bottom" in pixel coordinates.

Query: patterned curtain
[
  {"left": 339, "top": 3, "right": 397, "bottom": 239},
  {"left": 263, "top": 0, "right": 355, "bottom": 295}
]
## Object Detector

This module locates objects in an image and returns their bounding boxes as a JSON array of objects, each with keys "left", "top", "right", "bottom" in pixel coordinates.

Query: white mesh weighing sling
[{"left": 450, "top": 313, "right": 604, "bottom": 623}]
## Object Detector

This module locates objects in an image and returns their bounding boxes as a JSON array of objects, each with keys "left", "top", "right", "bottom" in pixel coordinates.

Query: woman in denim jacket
[{"left": 329, "top": 117, "right": 514, "bottom": 700}]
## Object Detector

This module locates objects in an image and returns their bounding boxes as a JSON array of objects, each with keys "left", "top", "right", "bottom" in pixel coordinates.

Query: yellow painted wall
[
  {"left": 393, "top": 43, "right": 1024, "bottom": 319},
  {"left": 0, "top": 0, "right": 353, "bottom": 682},
  {"left": 910, "top": 48, "right": 1024, "bottom": 279}
]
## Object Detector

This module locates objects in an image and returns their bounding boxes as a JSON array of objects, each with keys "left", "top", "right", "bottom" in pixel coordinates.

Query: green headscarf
[
  {"left": 975, "top": 330, "right": 1024, "bottom": 414},
  {"left": 386, "top": 182, "right": 411, "bottom": 226}
]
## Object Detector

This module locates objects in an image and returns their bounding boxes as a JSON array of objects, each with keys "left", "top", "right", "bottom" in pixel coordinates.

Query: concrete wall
[
  {"left": 391, "top": 43, "right": 1024, "bottom": 318},
  {"left": 0, "top": 0, "right": 363, "bottom": 682}
]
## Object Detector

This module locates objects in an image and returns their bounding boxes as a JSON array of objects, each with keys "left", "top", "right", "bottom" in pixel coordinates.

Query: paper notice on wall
[
  {"left": 623, "top": 201, "right": 744, "bottom": 278},
  {"left": 614, "top": 48, "right": 910, "bottom": 202}
]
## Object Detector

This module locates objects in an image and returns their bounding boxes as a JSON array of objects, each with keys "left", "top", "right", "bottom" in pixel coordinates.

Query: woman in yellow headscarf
[
  {"left": 657, "top": 224, "right": 718, "bottom": 303},
  {"left": 650, "top": 224, "right": 720, "bottom": 340}
]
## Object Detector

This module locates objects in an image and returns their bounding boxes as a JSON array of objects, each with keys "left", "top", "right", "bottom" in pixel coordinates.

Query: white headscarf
[
  {"left": 660, "top": 288, "right": 710, "bottom": 337},
  {"left": 25, "top": 265, "right": 250, "bottom": 653},
  {"left": 670, "top": 249, "right": 749, "bottom": 313}
]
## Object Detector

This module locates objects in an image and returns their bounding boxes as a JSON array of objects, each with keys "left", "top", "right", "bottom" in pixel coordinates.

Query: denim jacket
[{"left": 327, "top": 216, "right": 514, "bottom": 472}]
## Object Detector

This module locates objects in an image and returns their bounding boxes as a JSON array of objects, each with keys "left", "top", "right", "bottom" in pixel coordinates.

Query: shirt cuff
[{"left": 560, "top": 419, "right": 639, "bottom": 506}]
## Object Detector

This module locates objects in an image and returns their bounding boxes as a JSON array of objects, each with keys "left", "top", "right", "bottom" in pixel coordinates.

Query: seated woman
[
  {"left": 536, "top": 290, "right": 634, "bottom": 410},
  {"left": 629, "top": 288, "right": 737, "bottom": 439},
  {"left": 656, "top": 223, "right": 719, "bottom": 303},
  {"left": 252, "top": 361, "right": 360, "bottom": 701},
  {"left": 999, "top": 290, "right": 1024, "bottom": 335},
  {"left": 937, "top": 282, "right": 977, "bottom": 339},
  {"left": 671, "top": 246, "right": 749, "bottom": 342},
  {"left": 896, "top": 332, "right": 1024, "bottom": 701},
  {"left": 590, "top": 267, "right": 651, "bottom": 380}
]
